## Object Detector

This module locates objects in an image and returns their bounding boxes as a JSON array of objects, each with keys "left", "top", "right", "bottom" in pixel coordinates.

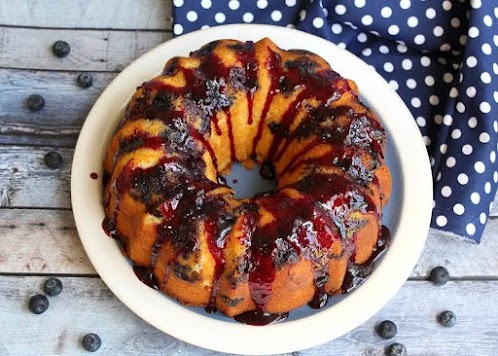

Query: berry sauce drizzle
[{"left": 102, "top": 39, "right": 389, "bottom": 326}]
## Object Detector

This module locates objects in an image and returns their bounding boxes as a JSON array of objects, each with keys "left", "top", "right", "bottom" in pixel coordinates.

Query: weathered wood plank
[
  {"left": 0, "top": 147, "right": 72, "bottom": 209},
  {"left": 0, "top": 0, "right": 172, "bottom": 30},
  {"left": 0, "top": 27, "right": 171, "bottom": 71},
  {"left": 0, "top": 209, "right": 94, "bottom": 274},
  {"left": 0, "top": 69, "right": 117, "bottom": 146},
  {"left": 1, "top": 208, "right": 497, "bottom": 278},
  {"left": 0, "top": 277, "right": 496, "bottom": 355}
]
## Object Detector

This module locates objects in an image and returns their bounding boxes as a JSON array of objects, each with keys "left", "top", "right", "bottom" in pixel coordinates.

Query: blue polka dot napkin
[{"left": 172, "top": 0, "right": 497, "bottom": 243}]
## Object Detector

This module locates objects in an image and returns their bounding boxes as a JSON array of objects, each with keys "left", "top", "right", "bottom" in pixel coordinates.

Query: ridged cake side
[{"left": 103, "top": 38, "right": 392, "bottom": 322}]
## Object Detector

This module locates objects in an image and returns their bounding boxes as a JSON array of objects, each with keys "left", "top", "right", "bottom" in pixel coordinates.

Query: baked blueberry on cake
[{"left": 102, "top": 38, "right": 392, "bottom": 325}]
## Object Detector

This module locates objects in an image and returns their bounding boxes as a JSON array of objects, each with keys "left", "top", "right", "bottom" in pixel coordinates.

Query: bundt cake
[{"left": 102, "top": 38, "right": 392, "bottom": 325}]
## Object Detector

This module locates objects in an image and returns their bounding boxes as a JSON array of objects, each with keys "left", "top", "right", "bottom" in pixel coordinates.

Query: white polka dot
[
  {"left": 481, "top": 72, "right": 492, "bottom": 84},
  {"left": 200, "top": 0, "right": 212, "bottom": 9},
  {"left": 460, "top": 35, "right": 468, "bottom": 45},
  {"left": 388, "top": 80, "right": 399, "bottom": 91},
  {"left": 331, "top": 23, "right": 342, "bottom": 34},
  {"left": 479, "top": 132, "right": 491, "bottom": 143},
  {"left": 388, "top": 25, "right": 399, "bottom": 35},
  {"left": 480, "top": 102, "right": 491, "bottom": 113},
  {"left": 440, "top": 43, "right": 451, "bottom": 52},
  {"left": 228, "top": 0, "right": 240, "bottom": 10},
  {"left": 482, "top": 43, "right": 492, "bottom": 55},
  {"left": 485, "top": 181, "right": 492, "bottom": 193},
  {"left": 285, "top": 0, "right": 296, "bottom": 6},
  {"left": 456, "top": 102, "right": 466, "bottom": 113},
  {"left": 434, "top": 115, "right": 443, "bottom": 124},
  {"left": 173, "top": 0, "right": 183, "bottom": 6},
  {"left": 458, "top": 173, "right": 469, "bottom": 185},
  {"left": 429, "top": 95, "right": 440, "bottom": 105},
  {"left": 475, "top": 161, "right": 485, "bottom": 173},
  {"left": 335, "top": 4, "right": 346, "bottom": 15},
  {"left": 443, "top": 114, "right": 453, "bottom": 126},
  {"left": 430, "top": 156, "right": 435, "bottom": 166},
  {"left": 441, "top": 186, "right": 452, "bottom": 197},
  {"left": 436, "top": 215, "right": 448, "bottom": 227},
  {"left": 439, "top": 144, "right": 447, "bottom": 154},
  {"left": 355, "top": 0, "right": 366, "bottom": 7},
  {"left": 406, "top": 78, "right": 417, "bottom": 89},
  {"left": 466, "top": 86, "right": 477, "bottom": 98},
  {"left": 451, "top": 128, "right": 461, "bottom": 139},
  {"left": 449, "top": 87, "right": 458, "bottom": 98},
  {"left": 425, "top": 75, "right": 435, "bottom": 86},
  {"left": 462, "top": 144, "right": 473, "bottom": 155},
  {"left": 466, "top": 223, "right": 476, "bottom": 236},
  {"left": 299, "top": 9, "right": 306, "bottom": 21},
  {"left": 400, "top": 59, "right": 412, "bottom": 70},
  {"left": 397, "top": 44, "right": 408, "bottom": 53},
  {"left": 443, "top": 72, "right": 454, "bottom": 83},
  {"left": 494, "top": 63, "right": 498, "bottom": 75},
  {"left": 494, "top": 121, "right": 498, "bottom": 132},
  {"left": 433, "top": 26, "right": 444, "bottom": 37},
  {"left": 468, "top": 26, "right": 480, "bottom": 38},
  {"left": 494, "top": 172, "right": 498, "bottom": 183},
  {"left": 426, "top": 8, "right": 436, "bottom": 19},
  {"left": 257, "top": 0, "right": 268, "bottom": 9},
  {"left": 215, "top": 12, "right": 226, "bottom": 23},
  {"left": 495, "top": 91, "right": 498, "bottom": 103},
  {"left": 420, "top": 56, "right": 431, "bottom": 67},
  {"left": 173, "top": 23, "right": 183, "bottom": 35},
  {"left": 200, "top": 25, "right": 210, "bottom": 30},
  {"left": 471, "top": 192, "right": 481, "bottom": 204},
  {"left": 471, "top": 0, "right": 482, "bottom": 9},
  {"left": 357, "top": 33, "right": 368, "bottom": 43},
  {"left": 186, "top": 10, "right": 198, "bottom": 22},
  {"left": 384, "top": 62, "right": 394, "bottom": 72},
  {"left": 243, "top": 12, "right": 254, "bottom": 23},
  {"left": 362, "top": 48, "right": 372, "bottom": 56},
  {"left": 414, "top": 34, "right": 425, "bottom": 45},
  {"left": 442, "top": 0, "right": 452, "bottom": 10},
  {"left": 379, "top": 45, "right": 389, "bottom": 54},
  {"left": 451, "top": 17, "right": 461, "bottom": 27},
  {"left": 362, "top": 15, "right": 373, "bottom": 26},
  {"left": 312, "top": 16, "right": 324, "bottom": 28},
  {"left": 400, "top": 0, "right": 411, "bottom": 9},
  {"left": 446, "top": 156, "right": 456, "bottom": 168},
  {"left": 411, "top": 97, "right": 421, "bottom": 108},
  {"left": 485, "top": 15, "right": 495, "bottom": 27},
  {"left": 490, "top": 151, "right": 496, "bottom": 163},
  {"left": 436, "top": 172, "right": 442, "bottom": 181},
  {"left": 468, "top": 117, "right": 478, "bottom": 128},
  {"left": 381, "top": 7, "right": 392, "bottom": 18},
  {"left": 423, "top": 136, "right": 431, "bottom": 146},
  {"left": 416, "top": 116, "right": 426, "bottom": 127},
  {"left": 480, "top": 212, "right": 487, "bottom": 224},
  {"left": 407, "top": 16, "right": 418, "bottom": 27},
  {"left": 453, "top": 203, "right": 465, "bottom": 215},
  {"left": 337, "top": 42, "right": 346, "bottom": 49},
  {"left": 459, "top": 72, "right": 464, "bottom": 83},
  {"left": 271, "top": 10, "right": 282, "bottom": 22}
]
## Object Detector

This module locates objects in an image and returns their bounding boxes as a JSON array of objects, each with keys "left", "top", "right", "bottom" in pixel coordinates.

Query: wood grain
[
  {"left": 0, "top": 27, "right": 171, "bottom": 71},
  {"left": 0, "top": 0, "right": 172, "bottom": 30},
  {"left": 0, "top": 276, "right": 496, "bottom": 355},
  {"left": 1, "top": 208, "right": 497, "bottom": 278}
]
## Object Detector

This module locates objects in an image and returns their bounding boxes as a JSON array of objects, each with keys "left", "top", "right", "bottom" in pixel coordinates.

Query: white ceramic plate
[{"left": 71, "top": 24, "right": 432, "bottom": 355}]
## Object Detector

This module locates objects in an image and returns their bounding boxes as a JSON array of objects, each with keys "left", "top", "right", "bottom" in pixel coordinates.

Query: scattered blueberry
[
  {"left": 77, "top": 73, "right": 93, "bottom": 88},
  {"left": 430, "top": 266, "right": 449, "bottom": 285},
  {"left": 377, "top": 320, "right": 397, "bottom": 339},
  {"left": 44, "top": 151, "right": 63, "bottom": 169},
  {"left": 28, "top": 294, "right": 49, "bottom": 314},
  {"left": 438, "top": 310, "right": 457, "bottom": 327},
  {"left": 27, "top": 94, "right": 45, "bottom": 111},
  {"left": 52, "top": 40, "right": 71, "bottom": 58},
  {"left": 44, "top": 277, "right": 63, "bottom": 297},
  {"left": 82, "top": 333, "right": 101, "bottom": 352},
  {"left": 385, "top": 343, "right": 407, "bottom": 356}
]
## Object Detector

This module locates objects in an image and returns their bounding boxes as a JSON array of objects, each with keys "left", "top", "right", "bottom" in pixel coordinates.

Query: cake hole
[{"left": 223, "top": 163, "right": 277, "bottom": 199}]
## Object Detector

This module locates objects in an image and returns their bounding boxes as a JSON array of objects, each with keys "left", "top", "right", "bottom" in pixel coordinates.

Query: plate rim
[{"left": 71, "top": 23, "right": 433, "bottom": 355}]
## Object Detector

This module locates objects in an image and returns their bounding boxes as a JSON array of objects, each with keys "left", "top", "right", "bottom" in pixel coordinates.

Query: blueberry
[
  {"left": 82, "top": 333, "right": 101, "bottom": 352},
  {"left": 44, "top": 151, "right": 63, "bottom": 169},
  {"left": 44, "top": 277, "right": 63, "bottom": 296},
  {"left": 77, "top": 73, "right": 93, "bottom": 88},
  {"left": 385, "top": 343, "right": 407, "bottom": 356},
  {"left": 377, "top": 320, "right": 397, "bottom": 339},
  {"left": 430, "top": 266, "right": 449, "bottom": 285},
  {"left": 27, "top": 94, "right": 45, "bottom": 111},
  {"left": 52, "top": 40, "right": 71, "bottom": 58},
  {"left": 28, "top": 294, "right": 49, "bottom": 314},
  {"left": 438, "top": 310, "right": 457, "bottom": 327}
]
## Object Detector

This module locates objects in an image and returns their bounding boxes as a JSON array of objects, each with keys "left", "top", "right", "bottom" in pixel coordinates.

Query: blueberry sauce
[{"left": 102, "top": 40, "right": 389, "bottom": 326}]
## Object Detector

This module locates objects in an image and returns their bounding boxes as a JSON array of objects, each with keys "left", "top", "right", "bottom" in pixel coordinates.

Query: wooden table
[{"left": 1, "top": 1, "right": 497, "bottom": 355}]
